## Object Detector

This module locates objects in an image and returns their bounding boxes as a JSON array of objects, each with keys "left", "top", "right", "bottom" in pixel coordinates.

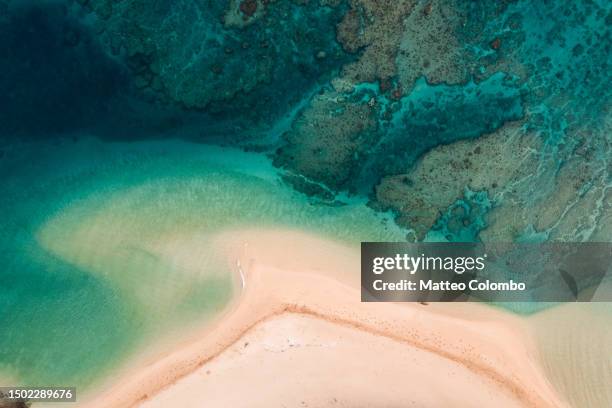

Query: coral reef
[
  {"left": 275, "top": 0, "right": 610, "bottom": 242},
  {"left": 274, "top": 89, "right": 377, "bottom": 191},
  {"left": 377, "top": 118, "right": 610, "bottom": 243},
  {"left": 336, "top": 0, "right": 413, "bottom": 85},
  {"left": 2, "top": 0, "right": 609, "bottom": 242},
  {"left": 77, "top": 0, "right": 351, "bottom": 131},
  {"left": 395, "top": 0, "right": 470, "bottom": 90},
  {"left": 375, "top": 122, "right": 541, "bottom": 240},
  {"left": 365, "top": 72, "right": 523, "bottom": 178},
  {"left": 372, "top": 0, "right": 611, "bottom": 242}
]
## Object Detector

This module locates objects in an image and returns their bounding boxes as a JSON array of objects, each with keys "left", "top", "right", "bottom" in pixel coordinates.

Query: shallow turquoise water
[
  {"left": 0, "top": 0, "right": 609, "bottom": 404},
  {"left": 0, "top": 137, "right": 405, "bottom": 388}
]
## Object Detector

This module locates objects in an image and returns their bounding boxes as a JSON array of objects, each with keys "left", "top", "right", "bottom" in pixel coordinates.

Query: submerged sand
[
  {"left": 82, "top": 228, "right": 568, "bottom": 408},
  {"left": 529, "top": 301, "right": 612, "bottom": 408}
]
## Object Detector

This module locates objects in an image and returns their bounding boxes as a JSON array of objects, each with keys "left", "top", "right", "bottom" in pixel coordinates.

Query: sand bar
[{"left": 84, "top": 228, "right": 568, "bottom": 408}]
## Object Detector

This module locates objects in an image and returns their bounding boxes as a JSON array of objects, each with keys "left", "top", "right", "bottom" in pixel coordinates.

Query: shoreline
[{"left": 83, "top": 228, "right": 567, "bottom": 408}]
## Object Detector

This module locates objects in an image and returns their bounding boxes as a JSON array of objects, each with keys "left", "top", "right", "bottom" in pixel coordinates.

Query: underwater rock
[
  {"left": 364, "top": 72, "right": 524, "bottom": 179},
  {"left": 334, "top": 0, "right": 496, "bottom": 95},
  {"left": 375, "top": 118, "right": 611, "bottom": 243},
  {"left": 428, "top": 189, "right": 493, "bottom": 243},
  {"left": 223, "top": 0, "right": 267, "bottom": 28},
  {"left": 374, "top": 122, "right": 540, "bottom": 240},
  {"left": 336, "top": 0, "right": 414, "bottom": 86},
  {"left": 276, "top": 69, "right": 523, "bottom": 195},
  {"left": 278, "top": 0, "right": 610, "bottom": 244},
  {"left": 274, "top": 1, "right": 526, "bottom": 196},
  {"left": 3, "top": 0, "right": 609, "bottom": 243},
  {"left": 274, "top": 89, "right": 378, "bottom": 191},
  {"left": 395, "top": 0, "right": 471, "bottom": 92},
  {"left": 80, "top": 0, "right": 352, "bottom": 129}
]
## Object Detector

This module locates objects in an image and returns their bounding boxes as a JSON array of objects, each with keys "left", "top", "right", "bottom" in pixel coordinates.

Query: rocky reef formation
[
  {"left": 274, "top": 89, "right": 377, "bottom": 191},
  {"left": 377, "top": 1, "right": 611, "bottom": 242},
  {"left": 375, "top": 122, "right": 539, "bottom": 240},
  {"left": 274, "top": 0, "right": 611, "bottom": 242},
  {"left": 3, "top": 0, "right": 609, "bottom": 242},
  {"left": 75, "top": 0, "right": 351, "bottom": 135}
]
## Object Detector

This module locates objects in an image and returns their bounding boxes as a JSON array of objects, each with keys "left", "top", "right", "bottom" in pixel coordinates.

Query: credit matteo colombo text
[{"left": 361, "top": 242, "right": 612, "bottom": 302}]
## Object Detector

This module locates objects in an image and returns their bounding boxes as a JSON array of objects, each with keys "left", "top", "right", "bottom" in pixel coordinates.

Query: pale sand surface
[
  {"left": 529, "top": 302, "right": 612, "bottom": 408},
  {"left": 84, "top": 228, "right": 568, "bottom": 408},
  {"left": 141, "top": 313, "right": 525, "bottom": 408}
]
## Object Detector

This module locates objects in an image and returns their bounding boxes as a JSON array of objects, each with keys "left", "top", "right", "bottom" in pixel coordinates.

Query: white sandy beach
[
  {"left": 77, "top": 228, "right": 570, "bottom": 408},
  {"left": 141, "top": 313, "right": 529, "bottom": 408}
]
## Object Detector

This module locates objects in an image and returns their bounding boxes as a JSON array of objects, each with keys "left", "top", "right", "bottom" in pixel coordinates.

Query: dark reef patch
[
  {"left": 429, "top": 189, "right": 492, "bottom": 243},
  {"left": 273, "top": 88, "right": 379, "bottom": 192},
  {"left": 1, "top": 0, "right": 353, "bottom": 141},
  {"left": 274, "top": 71, "right": 524, "bottom": 195},
  {"left": 77, "top": 0, "right": 353, "bottom": 138},
  {"left": 363, "top": 72, "right": 524, "bottom": 181},
  {"left": 1, "top": 0, "right": 609, "bottom": 243}
]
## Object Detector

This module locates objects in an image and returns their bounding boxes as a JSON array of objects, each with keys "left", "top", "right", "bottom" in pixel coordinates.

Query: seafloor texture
[
  {"left": 0, "top": 139, "right": 404, "bottom": 387},
  {"left": 2, "top": 0, "right": 608, "bottom": 241},
  {"left": 0, "top": 0, "right": 610, "bottom": 403}
]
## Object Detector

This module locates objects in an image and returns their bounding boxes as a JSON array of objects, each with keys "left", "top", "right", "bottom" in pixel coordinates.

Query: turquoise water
[
  {"left": 0, "top": 0, "right": 609, "bottom": 403},
  {"left": 0, "top": 137, "right": 405, "bottom": 387}
]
